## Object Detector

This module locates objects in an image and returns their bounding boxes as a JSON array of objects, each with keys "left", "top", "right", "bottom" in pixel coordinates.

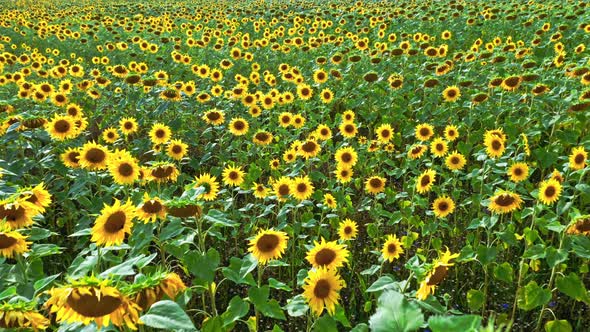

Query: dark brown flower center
[
  {"left": 427, "top": 265, "right": 448, "bottom": 286},
  {"left": 575, "top": 218, "right": 590, "bottom": 232},
  {"left": 450, "top": 156, "right": 460, "bottom": 164},
  {"left": 438, "top": 201, "right": 449, "bottom": 211},
  {"left": 544, "top": 186, "right": 556, "bottom": 198},
  {"left": 233, "top": 121, "right": 245, "bottom": 130},
  {"left": 256, "top": 234, "right": 279, "bottom": 253},
  {"left": 447, "top": 89, "right": 457, "bottom": 97},
  {"left": 341, "top": 152, "right": 352, "bottom": 163},
  {"left": 0, "top": 234, "right": 17, "bottom": 249},
  {"left": 344, "top": 124, "right": 355, "bottom": 133},
  {"left": 344, "top": 226, "right": 352, "bottom": 234},
  {"left": 575, "top": 154, "right": 585, "bottom": 164},
  {"left": 67, "top": 288, "right": 122, "bottom": 317},
  {"left": 118, "top": 163, "right": 134, "bottom": 177},
  {"left": 420, "top": 175, "right": 431, "bottom": 186},
  {"left": 155, "top": 129, "right": 166, "bottom": 138},
  {"left": 104, "top": 211, "right": 126, "bottom": 233},
  {"left": 86, "top": 148, "right": 106, "bottom": 163},
  {"left": 297, "top": 183, "right": 307, "bottom": 193},
  {"left": 419, "top": 128, "right": 430, "bottom": 137},
  {"left": 313, "top": 279, "right": 331, "bottom": 298},
  {"left": 142, "top": 200, "right": 163, "bottom": 214},
  {"left": 229, "top": 171, "right": 239, "bottom": 180},
  {"left": 369, "top": 178, "right": 383, "bottom": 188},
  {"left": 491, "top": 140, "right": 502, "bottom": 150},
  {"left": 0, "top": 205, "right": 25, "bottom": 223},
  {"left": 278, "top": 184, "right": 290, "bottom": 196},
  {"left": 255, "top": 132, "right": 269, "bottom": 141},
  {"left": 514, "top": 167, "right": 523, "bottom": 176},
  {"left": 301, "top": 141, "right": 317, "bottom": 153},
  {"left": 495, "top": 194, "right": 515, "bottom": 207},
  {"left": 315, "top": 248, "right": 336, "bottom": 266},
  {"left": 54, "top": 119, "right": 71, "bottom": 133},
  {"left": 152, "top": 166, "right": 174, "bottom": 178}
]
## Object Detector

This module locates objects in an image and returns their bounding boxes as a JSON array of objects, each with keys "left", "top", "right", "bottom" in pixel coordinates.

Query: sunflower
[
  {"left": 365, "top": 176, "right": 386, "bottom": 195},
  {"left": 430, "top": 137, "right": 449, "bottom": 158},
  {"left": 136, "top": 194, "right": 166, "bottom": 223},
  {"left": 270, "top": 159, "right": 280, "bottom": 170},
  {"left": 248, "top": 229, "right": 289, "bottom": 264},
  {"left": 60, "top": 147, "right": 81, "bottom": 168},
  {"left": 488, "top": 190, "right": 523, "bottom": 214},
  {"left": 296, "top": 83, "right": 313, "bottom": 100},
  {"left": 342, "top": 110, "right": 355, "bottom": 123},
  {"left": 569, "top": 146, "right": 587, "bottom": 170},
  {"left": 229, "top": 117, "right": 249, "bottom": 136},
  {"left": 253, "top": 131, "right": 273, "bottom": 145},
  {"left": 0, "top": 197, "right": 40, "bottom": 229},
  {"left": 149, "top": 123, "right": 172, "bottom": 144},
  {"left": 416, "top": 169, "right": 436, "bottom": 194},
  {"left": 0, "top": 300, "right": 49, "bottom": 331},
  {"left": 167, "top": 139, "right": 188, "bottom": 160},
  {"left": 375, "top": 124, "right": 394, "bottom": 143},
  {"left": 408, "top": 144, "right": 428, "bottom": 160},
  {"left": 416, "top": 248, "right": 460, "bottom": 300},
  {"left": 323, "top": 193, "right": 337, "bottom": 209},
  {"left": 91, "top": 199, "right": 135, "bottom": 246},
  {"left": 334, "top": 165, "right": 354, "bottom": 183},
  {"left": 338, "top": 219, "right": 358, "bottom": 241},
  {"left": 508, "top": 163, "right": 529, "bottom": 182},
  {"left": 445, "top": 151, "right": 466, "bottom": 170},
  {"left": 0, "top": 223, "right": 30, "bottom": 258},
  {"left": 44, "top": 276, "right": 141, "bottom": 330},
  {"left": 202, "top": 109, "right": 225, "bottom": 126},
  {"left": 18, "top": 182, "right": 52, "bottom": 212},
  {"left": 320, "top": 88, "right": 334, "bottom": 104},
  {"left": 334, "top": 146, "right": 358, "bottom": 167},
  {"left": 149, "top": 163, "right": 179, "bottom": 183},
  {"left": 298, "top": 140, "right": 321, "bottom": 159},
  {"left": 45, "top": 114, "right": 78, "bottom": 140},
  {"left": 119, "top": 117, "right": 138, "bottom": 135},
  {"left": 442, "top": 86, "right": 461, "bottom": 102},
  {"left": 127, "top": 271, "right": 186, "bottom": 311},
  {"left": 108, "top": 156, "right": 140, "bottom": 185},
  {"left": 102, "top": 127, "right": 120, "bottom": 143},
  {"left": 381, "top": 234, "right": 404, "bottom": 262},
  {"left": 252, "top": 182, "right": 269, "bottom": 199},
  {"left": 79, "top": 141, "right": 110, "bottom": 170},
  {"left": 566, "top": 215, "right": 590, "bottom": 235},
  {"left": 484, "top": 133, "right": 505, "bottom": 159},
  {"left": 444, "top": 125, "right": 459, "bottom": 141},
  {"left": 193, "top": 173, "right": 220, "bottom": 201},
  {"left": 432, "top": 196, "right": 455, "bottom": 218},
  {"left": 222, "top": 165, "right": 245, "bottom": 187},
  {"left": 339, "top": 122, "right": 358, "bottom": 138},
  {"left": 538, "top": 179, "right": 562, "bottom": 205},
  {"left": 273, "top": 176, "right": 292, "bottom": 202},
  {"left": 302, "top": 267, "right": 344, "bottom": 316},
  {"left": 278, "top": 112, "right": 292, "bottom": 127},
  {"left": 306, "top": 238, "right": 349, "bottom": 270},
  {"left": 551, "top": 170, "right": 564, "bottom": 183},
  {"left": 415, "top": 123, "right": 435, "bottom": 141},
  {"left": 291, "top": 176, "right": 314, "bottom": 201}
]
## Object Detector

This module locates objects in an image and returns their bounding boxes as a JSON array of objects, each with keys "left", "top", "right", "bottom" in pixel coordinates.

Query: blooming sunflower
[
  {"left": 484, "top": 132, "right": 505, "bottom": 159},
  {"left": 365, "top": 176, "right": 387, "bottom": 194},
  {"left": 253, "top": 131, "right": 273, "bottom": 146},
  {"left": 338, "top": 219, "right": 358, "bottom": 241},
  {"left": 302, "top": 267, "right": 344, "bottom": 316},
  {"left": 202, "top": 109, "right": 225, "bottom": 126},
  {"left": 508, "top": 162, "right": 529, "bottom": 182},
  {"left": 229, "top": 117, "right": 249, "bottom": 136},
  {"left": 193, "top": 173, "right": 220, "bottom": 201},
  {"left": 222, "top": 165, "right": 245, "bottom": 187},
  {"left": 430, "top": 137, "right": 448, "bottom": 158},
  {"left": 167, "top": 139, "right": 188, "bottom": 160},
  {"left": 342, "top": 110, "right": 355, "bottom": 123},
  {"left": 444, "top": 125, "right": 459, "bottom": 141},
  {"left": 248, "top": 229, "right": 289, "bottom": 264},
  {"left": 45, "top": 114, "right": 78, "bottom": 141},
  {"left": 306, "top": 238, "right": 349, "bottom": 270},
  {"left": 445, "top": 151, "right": 466, "bottom": 170},
  {"left": 108, "top": 156, "right": 140, "bottom": 185},
  {"left": 316, "top": 125, "right": 332, "bottom": 140},
  {"left": 0, "top": 223, "right": 30, "bottom": 258},
  {"left": 566, "top": 215, "right": 590, "bottom": 235},
  {"left": 136, "top": 194, "right": 166, "bottom": 223},
  {"left": 416, "top": 248, "right": 460, "bottom": 300},
  {"left": 126, "top": 271, "right": 186, "bottom": 310},
  {"left": 382, "top": 234, "right": 404, "bottom": 262},
  {"left": 0, "top": 197, "right": 40, "bottom": 229},
  {"left": 0, "top": 300, "right": 49, "bottom": 331},
  {"left": 334, "top": 146, "right": 358, "bottom": 167},
  {"left": 91, "top": 199, "right": 136, "bottom": 247},
  {"left": 119, "top": 117, "right": 138, "bottom": 135},
  {"left": 149, "top": 123, "right": 172, "bottom": 145},
  {"left": 415, "top": 123, "right": 434, "bottom": 141},
  {"left": 102, "top": 127, "right": 119, "bottom": 144},
  {"left": 432, "top": 196, "right": 455, "bottom": 218},
  {"left": 278, "top": 112, "right": 292, "bottom": 127},
  {"left": 273, "top": 176, "right": 292, "bottom": 202},
  {"left": 408, "top": 144, "right": 428, "bottom": 160},
  {"left": 44, "top": 276, "right": 141, "bottom": 330},
  {"left": 442, "top": 86, "right": 461, "bottom": 102},
  {"left": 252, "top": 182, "right": 269, "bottom": 199},
  {"left": 416, "top": 169, "right": 436, "bottom": 194},
  {"left": 296, "top": 83, "right": 313, "bottom": 100},
  {"left": 375, "top": 124, "right": 394, "bottom": 143},
  {"left": 291, "top": 176, "right": 314, "bottom": 201},
  {"left": 488, "top": 190, "right": 523, "bottom": 214},
  {"left": 551, "top": 170, "right": 564, "bottom": 183},
  {"left": 323, "top": 193, "right": 337, "bottom": 209},
  {"left": 339, "top": 122, "right": 358, "bottom": 138},
  {"left": 569, "top": 146, "right": 587, "bottom": 170},
  {"left": 334, "top": 165, "right": 354, "bottom": 183},
  {"left": 538, "top": 179, "right": 562, "bottom": 205},
  {"left": 299, "top": 140, "right": 321, "bottom": 159},
  {"left": 79, "top": 141, "right": 109, "bottom": 171},
  {"left": 18, "top": 182, "right": 51, "bottom": 212}
]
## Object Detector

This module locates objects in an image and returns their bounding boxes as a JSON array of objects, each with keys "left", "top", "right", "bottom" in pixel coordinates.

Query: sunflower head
[
  {"left": 125, "top": 271, "right": 187, "bottom": 311},
  {"left": 488, "top": 190, "right": 523, "bottom": 214},
  {"left": 381, "top": 234, "right": 404, "bottom": 262},
  {"left": 91, "top": 199, "right": 136, "bottom": 247},
  {"left": 569, "top": 146, "right": 587, "bottom": 170},
  {"left": 365, "top": 176, "right": 386, "bottom": 195},
  {"left": 566, "top": 215, "right": 590, "bottom": 235},
  {"left": 0, "top": 222, "right": 30, "bottom": 258},
  {"left": 415, "top": 123, "right": 434, "bottom": 141},
  {"left": 538, "top": 179, "right": 562, "bottom": 205},
  {"left": 432, "top": 196, "right": 455, "bottom": 218},
  {"left": 248, "top": 229, "right": 289, "bottom": 264},
  {"left": 0, "top": 300, "right": 49, "bottom": 330},
  {"left": 416, "top": 169, "right": 436, "bottom": 194},
  {"left": 302, "top": 267, "right": 344, "bottom": 316},
  {"left": 338, "top": 219, "right": 358, "bottom": 241},
  {"left": 306, "top": 238, "right": 349, "bottom": 269}
]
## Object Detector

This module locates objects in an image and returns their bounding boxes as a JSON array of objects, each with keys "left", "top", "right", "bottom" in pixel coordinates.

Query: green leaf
[
  {"left": 467, "top": 289, "right": 485, "bottom": 311},
  {"left": 428, "top": 315, "right": 482, "bottom": 332},
  {"left": 269, "top": 278, "right": 292, "bottom": 291},
  {"left": 222, "top": 257, "right": 255, "bottom": 286},
  {"left": 517, "top": 281, "right": 551, "bottom": 311},
  {"left": 545, "top": 320, "right": 573, "bottom": 332},
  {"left": 284, "top": 294, "right": 308, "bottom": 317},
  {"left": 100, "top": 254, "right": 156, "bottom": 278},
  {"left": 202, "top": 316, "right": 224, "bottom": 332},
  {"left": 333, "top": 305, "right": 351, "bottom": 328},
  {"left": 523, "top": 244, "right": 546, "bottom": 259},
  {"left": 571, "top": 235, "right": 590, "bottom": 259},
  {"left": 248, "top": 286, "right": 286, "bottom": 320},
  {"left": 33, "top": 273, "right": 60, "bottom": 296},
  {"left": 139, "top": 300, "right": 196, "bottom": 330},
  {"left": 366, "top": 275, "right": 395, "bottom": 292},
  {"left": 0, "top": 286, "right": 16, "bottom": 301},
  {"left": 476, "top": 246, "right": 498, "bottom": 265},
  {"left": 369, "top": 290, "right": 424, "bottom": 332},
  {"left": 184, "top": 248, "right": 220, "bottom": 283},
  {"left": 221, "top": 296, "right": 249, "bottom": 327},
  {"left": 240, "top": 254, "right": 259, "bottom": 280},
  {"left": 350, "top": 323, "right": 369, "bottom": 332},
  {"left": 205, "top": 209, "right": 239, "bottom": 227},
  {"left": 493, "top": 262, "right": 514, "bottom": 283},
  {"left": 545, "top": 247, "right": 568, "bottom": 268},
  {"left": 314, "top": 315, "right": 338, "bottom": 332},
  {"left": 556, "top": 273, "right": 590, "bottom": 304}
]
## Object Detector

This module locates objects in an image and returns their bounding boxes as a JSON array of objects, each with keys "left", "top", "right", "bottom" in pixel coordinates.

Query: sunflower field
[{"left": 0, "top": 0, "right": 589, "bottom": 331}]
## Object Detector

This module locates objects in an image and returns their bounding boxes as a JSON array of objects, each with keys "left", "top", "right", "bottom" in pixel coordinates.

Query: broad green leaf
[
  {"left": 571, "top": 235, "right": 590, "bottom": 259},
  {"left": 476, "top": 246, "right": 497, "bottom": 265},
  {"left": 240, "top": 254, "right": 258, "bottom": 280},
  {"left": 523, "top": 244, "right": 546, "bottom": 260},
  {"left": 350, "top": 323, "right": 369, "bottom": 332},
  {"left": 366, "top": 275, "right": 395, "bottom": 292},
  {"left": 33, "top": 273, "right": 60, "bottom": 296},
  {"left": 248, "top": 286, "right": 286, "bottom": 320},
  {"left": 545, "top": 320, "right": 573, "bottom": 332},
  {"left": 269, "top": 278, "right": 292, "bottom": 291},
  {"left": 314, "top": 315, "right": 338, "bottom": 332},
  {"left": 467, "top": 289, "right": 485, "bottom": 311},
  {"left": 428, "top": 315, "right": 482, "bottom": 332},
  {"left": 517, "top": 281, "right": 551, "bottom": 311},
  {"left": 202, "top": 316, "right": 224, "bottom": 332},
  {"left": 221, "top": 296, "right": 249, "bottom": 328},
  {"left": 545, "top": 247, "right": 568, "bottom": 268},
  {"left": 284, "top": 294, "right": 308, "bottom": 317},
  {"left": 493, "top": 262, "right": 514, "bottom": 283},
  {"left": 556, "top": 273, "right": 590, "bottom": 304},
  {"left": 139, "top": 300, "right": 196, "bottom": 330},
  {"left": 369, "top": 290, "right": 424, "bottom": 332},
  {"left": 222, "top": 257, "right": 255, "bottom": 286},
  {"left": 184, "top": 248, "right": 220, "bottom": 283}
]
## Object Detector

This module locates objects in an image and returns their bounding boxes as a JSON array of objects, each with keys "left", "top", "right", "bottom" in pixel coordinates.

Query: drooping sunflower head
[
  {"left": 248, "top": 229, "right": 289, "bottom": 264},
  {"left": 18, "top": 182, "right": 52, "bottom": 212},
  {"left": 381, "top": 234, "right": 404, "bottom": 262},
  {"left": 538, "top": 179, "right": 562, "bottom": 205},
  {"left": 306, "top": 238, "right": 349, "bottom": 270},
  {"left": 488, "top": 190, "right": 523, "bottom": 214},
  {"left": 432, "top": 196, "right": 455, "bottom": 218},
  {"left": 408, "top": 144, "right": 428, "bottom": 160},
  {"left": 416, "top": 169, "right": 436, "bottom": 194},
  {"left": 302, "top": 267, "right": 344, "bottom": 316},
  {"left": 125, "top": 271, "right": 187, "bottom": 311},
  {"left": 566, "top": 215, "right": 590, "bottom": 236},
  {"left": 416, "top": 248, "right": 459, "bottom": 300},
  {"left": 149, "top": 162, "right": 180, "bottom": 183},
  {"left": 222, "top": 165, "right": 245, "bottom": 187},
  {"left": 91, "top": 199, "right": 136, "bottom": 247},
  {"left": 569, "top": 146, "right": 587, "bottom": 170},
  {"left": 0, "top": 300, "right": 49, "bottom": 331},
  {"left": 44, "top": 275, "right": 141, "bottom": 330},
  {"left": 338, "top": 219, "right": 358, "bottom": 241},
  {"left": 365, "top": 176, "right": 386, "bottom": 195},
  {"left": 415, "top": 123, "right": 434, "bottom": 141},
  {"left": 193, "top": 173, "right": 220, "bottom": 201}
]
